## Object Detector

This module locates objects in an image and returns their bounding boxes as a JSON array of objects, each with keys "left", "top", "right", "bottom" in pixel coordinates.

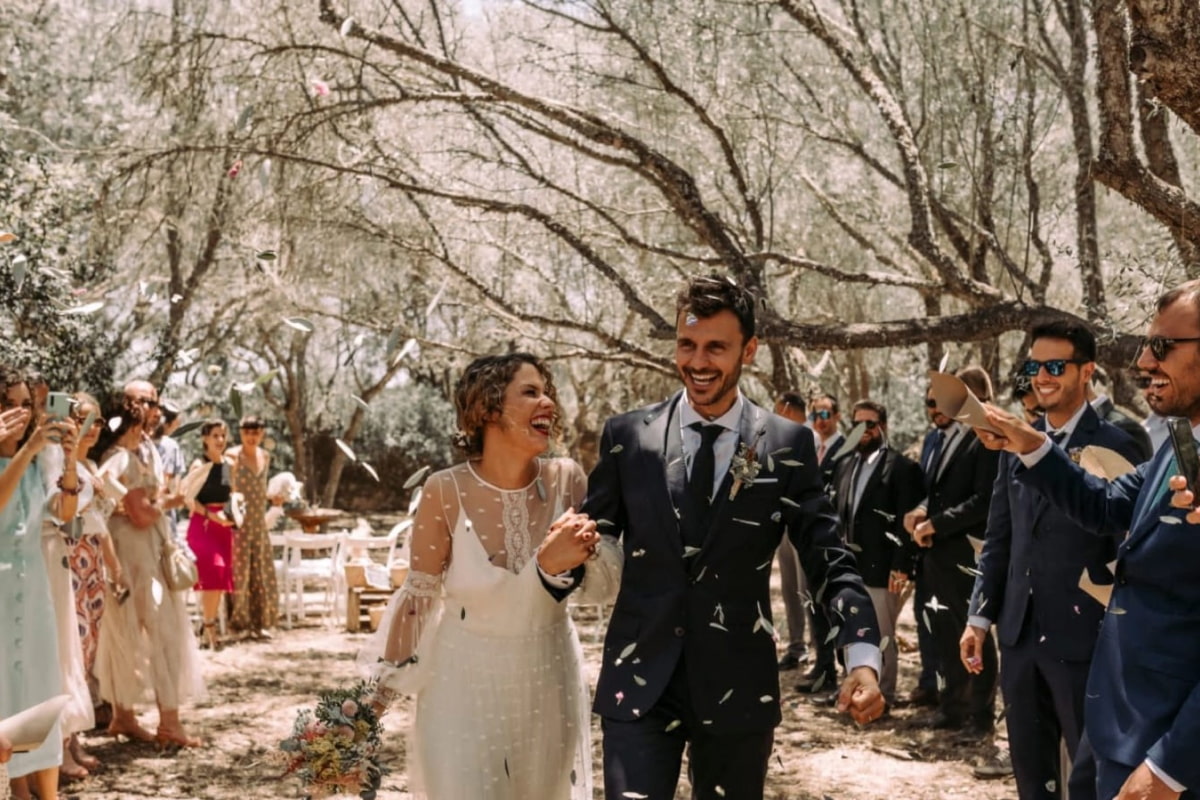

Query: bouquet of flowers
[{"left": 279, "top": 680, "right": 386, "bottom": 799}]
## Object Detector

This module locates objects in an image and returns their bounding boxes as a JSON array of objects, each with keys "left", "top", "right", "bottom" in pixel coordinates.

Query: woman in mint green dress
[{"left": 0, "top": 365, "right": 80, "bottom": 800}]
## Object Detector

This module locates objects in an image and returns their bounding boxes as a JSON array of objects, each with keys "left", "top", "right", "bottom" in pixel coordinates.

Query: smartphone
[
  {"left": 46, "top": 391, "right": 71, "bottom": 419},
  {"left": 1167, "top": 416, "right": 1200, "bottom": 496}
]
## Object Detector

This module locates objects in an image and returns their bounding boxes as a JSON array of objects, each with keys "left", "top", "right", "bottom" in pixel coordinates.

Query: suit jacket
[
  {"left": 971, "top": 405, "right": 1140, "bottom": 661},
  {"left": 1093, "top": 395, "right": 1153, "bottom": 463},
  {"left": 1018, "top": 437, "right": 1200, "bottom": 786},
  {"left": 919, "top": 427, "right": 999, "bottom": 574},
  {"left": 818, "top": 432, "right": 847, "bottom": 488},
  {"left": 582, "top": 392, "right": 879, "bottom": 734},
  {"left": 832, "top": 447, "right": 923, "bottom": 587}
]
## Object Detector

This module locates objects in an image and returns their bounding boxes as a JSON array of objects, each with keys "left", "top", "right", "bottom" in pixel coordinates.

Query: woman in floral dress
[{"left": 227, "top": 416, "right": 278, "bottom": 637}]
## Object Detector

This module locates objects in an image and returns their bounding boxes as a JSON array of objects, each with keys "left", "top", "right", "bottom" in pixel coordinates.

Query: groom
[{"left": 577, "top": 275, "right": 883, "bottom": 799}]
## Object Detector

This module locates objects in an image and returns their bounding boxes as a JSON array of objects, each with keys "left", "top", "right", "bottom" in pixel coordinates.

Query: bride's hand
[{"left": 536, "top": 507, "right": 597, "bottom": 574}]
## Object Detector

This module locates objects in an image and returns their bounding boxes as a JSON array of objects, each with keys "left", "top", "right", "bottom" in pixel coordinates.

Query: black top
[{"left": 195, "top": 460, "right": 232, "bottom": 505}]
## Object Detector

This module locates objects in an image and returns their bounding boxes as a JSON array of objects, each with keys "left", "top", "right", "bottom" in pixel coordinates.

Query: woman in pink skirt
[{"left": 180, "top": 420, "right": 235, "bottom": 650}]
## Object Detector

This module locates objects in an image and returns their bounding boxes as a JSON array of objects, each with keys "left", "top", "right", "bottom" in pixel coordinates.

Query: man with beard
[
  {"left": 902, "top": 366, "right": 1000, "bottom": 738},
  {"left": 976, "top": 280, "right": 1200, "bottom": 800},
  {"left": 962, "top": 322, "right": 1140, "bottom": 800},
  {"left": 830, "top": 400, "right": 922, "bottom": 708},
  {"left": 573, "top": 274, "right": 883, "bottom": 799}
]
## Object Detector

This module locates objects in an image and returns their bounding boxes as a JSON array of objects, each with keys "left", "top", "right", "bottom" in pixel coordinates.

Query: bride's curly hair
[{"left": 453, "top": 353, "right": 562, "bottom": 458}]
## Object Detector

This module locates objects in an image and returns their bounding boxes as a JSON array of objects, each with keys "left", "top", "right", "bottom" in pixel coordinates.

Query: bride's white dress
[{"left": 365, "top": 458, "right": 619, "bottom": 800}]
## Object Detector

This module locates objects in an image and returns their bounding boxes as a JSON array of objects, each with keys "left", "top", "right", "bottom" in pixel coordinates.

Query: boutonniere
[
  {"left": 730, "top": 434, "right": 764, "bottom": 500},
  {"left": 1068, "top": 447, "right": 1083, "bottom": 464}
]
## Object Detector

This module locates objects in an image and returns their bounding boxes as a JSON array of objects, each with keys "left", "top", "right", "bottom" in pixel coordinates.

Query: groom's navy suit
[
  {"left": 582, "top": 392, "right": 879, "bottom": 799},
  {"left": 1016, "top": 430, "right": 1200, "bottom": 798}
]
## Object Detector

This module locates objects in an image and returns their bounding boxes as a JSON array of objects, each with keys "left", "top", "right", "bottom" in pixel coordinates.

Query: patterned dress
[{"left": 229, "top": 449, "right": 277, "bottom": 631}]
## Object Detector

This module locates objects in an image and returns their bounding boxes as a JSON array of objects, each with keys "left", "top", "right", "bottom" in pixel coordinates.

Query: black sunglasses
[
  {"left": 809, "top": 410, "right": 833, "bottom": 421},
  {"left": 1138, "top": 335, "right": 1200, "bottom": 362},
  {"left": 924, "top": 398, "right": 938, "bottom": 409},
  {"left": 856, "top": 419, "right": 880, "bottom": 430},
  {"left": 1019, "top": 359, "right": 1086, "bottom": 378}
]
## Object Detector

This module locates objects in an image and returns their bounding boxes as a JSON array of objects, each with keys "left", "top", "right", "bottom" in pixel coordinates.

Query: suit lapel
[{"left": 647, "top": 393, "right": 688, "bottom": 550}]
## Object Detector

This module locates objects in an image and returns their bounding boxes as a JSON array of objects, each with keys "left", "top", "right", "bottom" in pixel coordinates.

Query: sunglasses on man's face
[
  {"left": 1019, "top": 359, "right": 1086, "bottom": 378},
  {"left": 1138, "top": 335, "right": 1200, "bottom": 362},
  {"left": 925, "top": 398, "right": 938, "bottom": 409},
  {"left": 809, "top": 410, "right": 833, "bottom": 421},
  {"left": 855, "top": 419, "right": 880, "bottom": 430}
]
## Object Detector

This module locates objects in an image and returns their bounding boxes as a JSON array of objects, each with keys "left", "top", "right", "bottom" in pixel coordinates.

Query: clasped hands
[{"left": 535, "top": 507, "right": 600, "bottom": 574}]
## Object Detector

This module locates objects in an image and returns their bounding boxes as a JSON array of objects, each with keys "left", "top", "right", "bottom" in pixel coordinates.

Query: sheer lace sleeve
[
  {"left": 360, "top": 470, "right": 456, "bottom": 698},
  {"left": 559, "top": 459, "right": 622, "bottom": 604}
]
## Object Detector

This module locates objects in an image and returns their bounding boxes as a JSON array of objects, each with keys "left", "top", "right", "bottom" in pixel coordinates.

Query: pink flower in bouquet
[{"left": 341, "top": 700, "right": 359, "bottom": 717}]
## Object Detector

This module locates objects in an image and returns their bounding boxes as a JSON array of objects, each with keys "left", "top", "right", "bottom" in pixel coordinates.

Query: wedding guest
[
  {"left": 833, "top": 400, "right": 922, "bottom": 708},
  {"left": 94, "top": 382, "right": 204, "bottom": 748},
  {"left": 39, "top": 392, "right": 108, "bottom": 779},
  {"left": 772, "top": 392, "right": 815, "bottom": 672},
  {"left": 0, "top": 365, "right": 77, "bottom": 800},
  {"left": 180, "top": 420, "right": 235, "bottom": 651},
  {"left": 227, "top": 416, "right": 280, "bottom": 638},
  {"left": 365, "top": 353, "right": 608, "bottom": 798},
  {"left": 155, "top": 401, "right": 186, "bottom": 534},
  {"left": 903, "top": 367, "right": 999, "bottom": 739},
  {"left": 69, "top": 394, "right": 122, "bottom": 732}
]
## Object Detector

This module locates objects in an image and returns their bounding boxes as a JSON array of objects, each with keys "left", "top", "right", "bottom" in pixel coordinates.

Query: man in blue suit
[
  {"left": 975, "top": 280, "right": 1200, "bottom": 800},
  {"left": 961, "top": 321, "right": 1141, "bottom": 800}
]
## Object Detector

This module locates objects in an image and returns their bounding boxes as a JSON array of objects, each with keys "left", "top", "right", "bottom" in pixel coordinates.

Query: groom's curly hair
[
  {"left": 676, "top": 274, "right": 757, "bottom": 342},
  {"left": 452, "top": 353, "right": 562, "bottom": 458}
]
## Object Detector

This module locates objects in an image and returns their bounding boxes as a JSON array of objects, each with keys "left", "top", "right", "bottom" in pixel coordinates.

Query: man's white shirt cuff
[
  {"left": 968, "top": 615, "right": 992, "bottom": 631},
  {"left": 538, "top": 563, "right": 575, "bottom": 588},
  {"left": 845, "top": 643, "right": 882, "bottom": 679},
  {"left": 1146, "top": 759, "right": 1186, "bottom": 793},
  {"left": 1016, "top": 435, "right": 1054, "bottom": 469}
]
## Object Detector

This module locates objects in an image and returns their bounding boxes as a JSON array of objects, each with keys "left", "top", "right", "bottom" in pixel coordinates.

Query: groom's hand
[
  {"left": 536, "top": 508, "right": 599, "bottom": 574},
  {"left": 836, "top": 666, "right": 885, "bottom": 725}
]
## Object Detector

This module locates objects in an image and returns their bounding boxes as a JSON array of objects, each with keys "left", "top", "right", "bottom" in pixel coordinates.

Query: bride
[{"left": 363, "top": 353, "right": 620, "bottom": 799}]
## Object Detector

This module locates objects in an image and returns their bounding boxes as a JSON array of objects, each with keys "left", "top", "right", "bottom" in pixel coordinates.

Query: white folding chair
[{"left": 279, "top": 531, "right": 346, "bottom": 628}]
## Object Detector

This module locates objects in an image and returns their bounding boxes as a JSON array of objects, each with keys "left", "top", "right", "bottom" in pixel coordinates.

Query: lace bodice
[
  {"left": 366, "top": 457, "right": 587, "bottom": 684},
  {"left": 411, "top": 458, "right": 587, "bottom": 577}
]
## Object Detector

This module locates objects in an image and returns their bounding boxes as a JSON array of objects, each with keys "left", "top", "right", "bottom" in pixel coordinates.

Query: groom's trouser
[{"left": 601, "top": 655, "right": 774, "bottom": 800}]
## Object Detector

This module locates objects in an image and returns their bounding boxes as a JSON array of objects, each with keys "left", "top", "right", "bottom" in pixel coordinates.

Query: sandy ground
[{"left": 63, "top": 586, "right": 1018, "bottom": 800}]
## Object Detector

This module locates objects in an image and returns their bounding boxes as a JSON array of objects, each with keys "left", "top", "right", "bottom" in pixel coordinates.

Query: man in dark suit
[
  {"left": 962, "top": 322, "right": 1141, "bottom": 800},
  {"left": 772, "top": 392, "right": 816, "bottom": 671},
  {"left": 902, "top": 367, "right": 1000, "bottom": 737},
  {"left": 976, "top": 280, "right": 1200, "bottom": 800},
  {"left": 794, "top": 392, "right": 846, "bottom": 692},
  {"left": 577, "top": 275, "right": 884, "bottom": 800},
  {"left": 830, "top": 400, "right": 923, "bottom": 706}
]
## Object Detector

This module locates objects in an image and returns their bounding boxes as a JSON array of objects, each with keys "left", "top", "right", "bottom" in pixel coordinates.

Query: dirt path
[{"left": 67, "top": 598, "right": 1017, "bottom": 800}]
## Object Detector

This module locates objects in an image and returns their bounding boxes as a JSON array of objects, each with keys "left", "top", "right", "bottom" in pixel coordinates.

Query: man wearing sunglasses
[
  {"left": 903, "top": 366, "right": 1000, "bottom": 737},
  {"left": 974, "top": 279, "right": 1200, "bottom": 800},
  {"left": 829, "top": 401, "right": 923, "bottom": 710},
  {"left": 963, "top": 322, "right": 1141, "bottom": 800},
  {"left": 794, "top": 392, "right": 846, "bottom": 693}
]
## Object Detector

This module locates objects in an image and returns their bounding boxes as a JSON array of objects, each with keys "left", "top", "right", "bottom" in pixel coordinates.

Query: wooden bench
[{"left": 345, "top": 586, "right": 397, "bottom": 633}]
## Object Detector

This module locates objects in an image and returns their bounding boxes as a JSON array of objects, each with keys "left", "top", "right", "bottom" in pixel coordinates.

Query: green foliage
[{"left": 0, "top": 145, "right": 116, "bottom": 391}]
